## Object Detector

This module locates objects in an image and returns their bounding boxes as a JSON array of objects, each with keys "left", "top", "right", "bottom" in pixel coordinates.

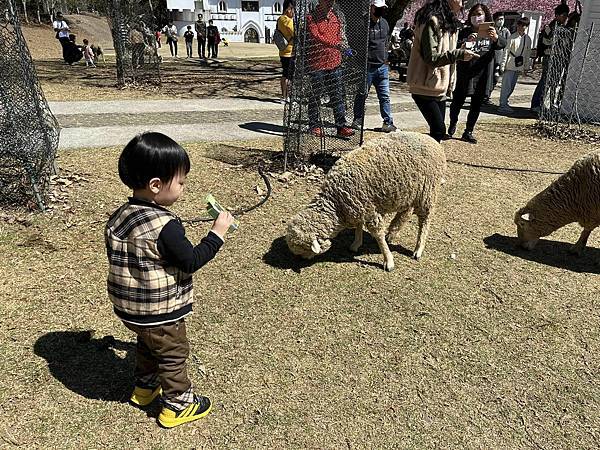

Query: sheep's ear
[
  {"left": 311, "top": 239, "right": 322, "bottom": 254},
  {"left": 521, "top": 213, "right": 532, "bottom": 222}
]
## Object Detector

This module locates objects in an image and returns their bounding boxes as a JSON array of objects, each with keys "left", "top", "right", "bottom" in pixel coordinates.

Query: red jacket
[{"left": 307, "top": 9, "right": 343, "bottom": 71}]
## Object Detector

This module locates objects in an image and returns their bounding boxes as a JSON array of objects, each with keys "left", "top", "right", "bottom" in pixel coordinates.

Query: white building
[
  {"left": 561, "top": 0, "right": 600, "bottom": 122},
  {"left": 167, "top": 0, "right": 283, "bottom": 43}
]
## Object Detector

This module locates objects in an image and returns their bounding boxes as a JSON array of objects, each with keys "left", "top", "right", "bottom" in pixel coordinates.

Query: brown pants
[{"left": 124, "top": 320, "right": 192, "bottom": 401}]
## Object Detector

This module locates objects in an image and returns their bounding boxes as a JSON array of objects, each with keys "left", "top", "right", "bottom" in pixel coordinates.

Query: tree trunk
[
  {"left": 22, "top": 0, "right": 29, "bottom": 23},
  {"left": 387, "top": 0, "right": 414, "bottom": 30}
]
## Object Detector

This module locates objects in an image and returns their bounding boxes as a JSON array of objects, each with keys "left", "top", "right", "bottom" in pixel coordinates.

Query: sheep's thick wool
[{"left": 286, "top": 131, "right": 447, "bottom": 271}]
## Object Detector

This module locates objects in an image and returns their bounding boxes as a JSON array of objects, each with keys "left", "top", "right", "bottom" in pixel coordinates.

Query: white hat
[{"left": 371, "top": 0, "right": 386, "bottom": 6}]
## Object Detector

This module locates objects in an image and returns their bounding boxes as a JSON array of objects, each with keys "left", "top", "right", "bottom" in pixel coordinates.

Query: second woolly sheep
[
  {"left": 286, "top": 131, "right": 447, "bottom": 271},
  {"left": 515, "top": 151, "right": 600, "bottom": 255}
]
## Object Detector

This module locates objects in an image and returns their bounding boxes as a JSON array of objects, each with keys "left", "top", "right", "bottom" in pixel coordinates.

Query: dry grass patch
[{"left": 1, "top": 122, "right": 600, "bottom": 448}]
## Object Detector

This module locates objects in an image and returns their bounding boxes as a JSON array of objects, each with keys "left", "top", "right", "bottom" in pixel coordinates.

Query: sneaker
[
  {"left": 310, "top": 127, "right": 325, "bottom": 137},
  {"left": 158, "top": 395, "right": 212, "bottom": 428},
  {"left": 381, "top": 122, "right": 397, "bottom": 133},
  {"left": 447, "top": 122, "right": 457, "bottom": 137},
  {"left": 337, "top": 127, "right": 355, "bottom": 138},
  {"left": 130, "top": 385, "right": 162, "bottom": 407},
  {"left": 482, "top": 97, "right": 492, "bottom": 106},
  {"left": 498, "top": 105, "right": 514, "bottom": 114},
  {"left": 461, "top": 131, "right": 478, "bottom": 144}
]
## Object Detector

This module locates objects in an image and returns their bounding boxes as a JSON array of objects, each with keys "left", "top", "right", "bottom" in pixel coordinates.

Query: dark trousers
[
  {"left": 132, "top": 43, "right": 145, "bottom": 67},
  {"left": 59, "top": 36, "right": 70, "bottom": 61},
  {"left": 412, "top": 95, "right": 447, "bottom": 142},
  {"left": 123, "top": 319, "right": 192, "bottom": 400},
  {"left": 208, "top": 38, "right": 218, "bottom": 57},
  {"left": 308, "top": 68, "right": 347, "bottom": 129},
  {"left": 185, "top": 41, "right": 193, "bottom": 58},
  {"left": 449, "top": 75, "right": 487, "bottom": 133},
  {"left": 167, "top": 37, "right": 178, "bottom": 56},
  {"left": 197, "top": 37, "right": 206, "bottom": 58}
]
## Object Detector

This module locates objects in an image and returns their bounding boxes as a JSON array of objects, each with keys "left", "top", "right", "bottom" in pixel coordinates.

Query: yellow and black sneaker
[
  {"left": 158, "top": 395, "right": 212, "bottom": 428},
  {"left": 129, "top": 385, "right": 162, "bottom": 407}
]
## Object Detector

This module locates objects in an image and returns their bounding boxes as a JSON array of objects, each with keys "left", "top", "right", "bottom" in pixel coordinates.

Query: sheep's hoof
[
  {"left": 383, "top": 260, "right": 395, "bottom": 272},
  {"left": 413, "top": 250, "right": 423, "bottom": 260}
]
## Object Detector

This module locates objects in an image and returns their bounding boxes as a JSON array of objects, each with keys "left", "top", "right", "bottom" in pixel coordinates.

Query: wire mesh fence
[
  {"left": 283, "top": 0, "right": 370, "bottom": 169},
  {"left": 538, "top": 24, "right": 600, "bottom": 140},
  {"left": 107, "top": 0, "right": 161, "bottom": 86},
  {"left": 0, "top": 0, "right": 59, "bottom": 209}
]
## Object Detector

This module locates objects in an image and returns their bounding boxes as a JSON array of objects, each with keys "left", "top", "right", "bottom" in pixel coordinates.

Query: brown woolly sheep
[
  {"left": 515, "top": 151, "right": 600, "bottom": 254},
  {"left": 286, "top": 131, "right": 447, "bottom": 271}
]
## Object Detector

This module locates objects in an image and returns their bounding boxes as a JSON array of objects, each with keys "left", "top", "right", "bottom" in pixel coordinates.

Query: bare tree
[{"left": 21, "top": 0, "right": 29, "bottom": 22}]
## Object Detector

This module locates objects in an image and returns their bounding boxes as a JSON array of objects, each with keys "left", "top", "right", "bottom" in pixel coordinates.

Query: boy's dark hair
[
  {"left": 209, "top": 19, "right": 213, "bottom": 24},
  {"left": 555, "top": 4, "right": 570, "bottom": 16},
  {"left": 493, "top": 12, "right": 504, "bottom": 21},
  {"left": 118, "top": 132, "right": 190, "bottom": 190},
  {"left": 517, "top": 17, "right": 530, "bottom": 27},
  {"left": 187, "top": 25, "right": 191, "bottom": 28},
  {"left": 83, "top": 38, "right": 89, "bottom": 44},
  {"left": 283, "top": 0, "right": 295, "bottom": 11}
]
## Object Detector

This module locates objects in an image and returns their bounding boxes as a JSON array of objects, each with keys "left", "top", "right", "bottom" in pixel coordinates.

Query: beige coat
[{"left": 408, "top": 18, "right": 459, "bottom": 98}]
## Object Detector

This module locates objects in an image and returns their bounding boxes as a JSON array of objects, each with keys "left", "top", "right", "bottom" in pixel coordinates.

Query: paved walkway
[{"left": 51, "top": 83, "right": 537, "bottom": 150}]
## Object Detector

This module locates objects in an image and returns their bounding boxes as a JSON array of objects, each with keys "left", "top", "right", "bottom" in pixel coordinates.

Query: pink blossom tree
[{"left": 394, "top": 0, "right": 577, "bottom": 27}]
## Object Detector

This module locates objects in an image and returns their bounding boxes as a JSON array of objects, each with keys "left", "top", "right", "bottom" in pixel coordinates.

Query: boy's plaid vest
[{"left": 105, "top": 202, "right": 193, "bottom": 325}]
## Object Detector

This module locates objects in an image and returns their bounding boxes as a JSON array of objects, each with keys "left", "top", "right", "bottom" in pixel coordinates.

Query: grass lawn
[{"left": 1, "top": 121, "right": 600, "bottom": 448}]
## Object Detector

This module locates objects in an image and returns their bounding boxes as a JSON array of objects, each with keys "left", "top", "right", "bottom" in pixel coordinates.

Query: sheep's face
[
  {"left": 514, "top": 210, "right": 540, "bottom": 250},
  {"left": 286, "top": 218, "right": 332, "bottom": 259}
]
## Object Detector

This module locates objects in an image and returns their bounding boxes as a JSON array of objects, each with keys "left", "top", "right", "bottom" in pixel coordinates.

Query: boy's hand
[{"left": 211, "top": 211, "right": 235, "bottom": 238}]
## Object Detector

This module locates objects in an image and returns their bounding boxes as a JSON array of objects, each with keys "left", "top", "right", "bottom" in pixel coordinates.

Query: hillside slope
[{"left": 22, "top": 14, "right": 112, "bottom": 60}]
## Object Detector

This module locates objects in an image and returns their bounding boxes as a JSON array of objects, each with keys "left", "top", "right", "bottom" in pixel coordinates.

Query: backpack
[{"left": 273, "top": 28, "right": 288, "bottom": 51}]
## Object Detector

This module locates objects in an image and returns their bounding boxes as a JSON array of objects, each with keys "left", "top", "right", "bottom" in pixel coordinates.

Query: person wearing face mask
[
  {"left": 306, "top": 0, "right": 355, "bottom": 138},
  {"left": 447, "top": 3, "right": 506, "bottom": 144},
  {"left": 484, "top": 12, "right": 511, "bottom": 104},
  {"left": 498, "top": 17, "right": 532, "bottom": 114},
  {"left": 353, "top": 0, "right": 397, "bottom": 133},
  {"left": 407, "top": 0, "right": 478, "bottom": 143}
]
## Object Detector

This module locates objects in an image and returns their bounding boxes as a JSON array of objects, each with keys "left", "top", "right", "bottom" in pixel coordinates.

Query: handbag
[
  {"left": 273, "top": 28, "right": 288, "bottom": 51},
  {"left": 513, "top": 39, "right": 525, "bottom": 67}
]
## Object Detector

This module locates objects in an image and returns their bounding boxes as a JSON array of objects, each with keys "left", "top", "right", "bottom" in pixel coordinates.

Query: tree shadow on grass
[
  {"left": 239, "top": 122, "right": 284, "bottom": 136},
  {"left": 263, "top": 230, "right": 413, "bottom": 272},
  {"left": 34, "top": 330, "right": 135, "bottom": 403},
  {"left": 484, "top": 233, "right": 600, "bottom": 274}
]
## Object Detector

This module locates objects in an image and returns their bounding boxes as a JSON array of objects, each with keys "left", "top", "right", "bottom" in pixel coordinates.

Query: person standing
[
  {"left": 184, "top": 25, "right": 194, "bottom": 59},
  {"left": 277, "top": 0, "right": 295, "bottom": 103},
  {"left": 498, "top": 17, "right": 532, "bottom": 113},
  {"left": 531, "top": 3, "right": 570, "bottom": 114},
  {"left": 53, "top": 12, "right": 70, "bottom": 62},
  {"left": 82, "top": 38, "right": 95, "bottom": 68},
  {"left": 306, "top": 0, "right": 355, "bottom": 138},
  {"left": 195, "top": 14, "right": 207, "bottom": 59},
  {"left": 407, "top": 0, "right": 477, "bottom": 143},
  {"left": 482, "top": 12, "right": 511, "bottom": 104},
  {"left": 162, "top": 20, "right": 179, "bottom": 58},
  {"left": 353, "top": 0, "right": 396, "bottom": 133},
  {"left": 207, "top": 20, "right": 219, "bottom": 58},
  {"left": 447, "top": 3, "right": 506, "bottom": 144}
]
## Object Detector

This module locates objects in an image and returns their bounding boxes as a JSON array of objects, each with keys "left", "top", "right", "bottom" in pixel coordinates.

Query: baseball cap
[{"left": 371, "top": 0, "right": 386, "bottom": 6}]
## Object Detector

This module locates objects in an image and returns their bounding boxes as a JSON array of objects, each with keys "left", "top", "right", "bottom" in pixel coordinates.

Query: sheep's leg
[
  {"left": 413, "top": 208, "right": 433, "bottom": 260},
  {"left": 366, "top": 224, "right": 395, "bottom": 272},
  {"left": 387, "top": 208, "right": 412, "bottom": 243},
  {"left": 350, "top": 224, "right": 364, "bottom": 253},
  {"left": 569, "top": 228, "right": 593, "bottom": 256}
]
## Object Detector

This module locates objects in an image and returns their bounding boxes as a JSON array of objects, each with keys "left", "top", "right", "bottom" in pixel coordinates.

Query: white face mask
[{"left": 471, "top": 14, "right": 485, "bottom": 27}]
